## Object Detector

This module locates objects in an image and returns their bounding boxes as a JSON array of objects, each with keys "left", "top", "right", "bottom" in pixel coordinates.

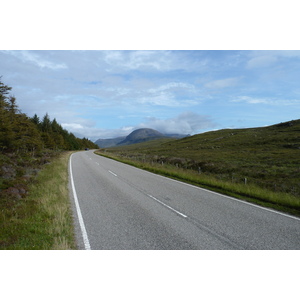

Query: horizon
[{"left": 95, "top": 118, "right": 299, "bottom": 142}]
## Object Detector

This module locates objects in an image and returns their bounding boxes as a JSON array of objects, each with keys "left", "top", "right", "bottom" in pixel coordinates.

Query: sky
[{"left": 1, "top": 50, "right": 300, "bottom": 141}]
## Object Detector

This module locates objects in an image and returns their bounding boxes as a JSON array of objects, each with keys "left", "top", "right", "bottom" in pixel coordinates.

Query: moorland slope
[{"left": 101, "top": 120, "right": 300, "bottom": 209}]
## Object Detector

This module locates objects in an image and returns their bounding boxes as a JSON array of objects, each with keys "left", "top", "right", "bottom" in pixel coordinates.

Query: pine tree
[
  {"left": 0, "top": 79, "right": 14, "bottom": 151},
  {"left": 41, "top": 113, "right": 52, "bottom": 133},
  {"left": 31, "top": 114, "right": 40, "bottom": 126},
  {"left": 8, "top": 95, "right": 19, "bottom": 114},
  {"left": 0, "top": 77, "right": 12, "bottom": 96}
]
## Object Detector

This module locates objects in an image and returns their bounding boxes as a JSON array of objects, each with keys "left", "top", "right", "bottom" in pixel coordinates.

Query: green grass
[
  {"left": 96, "top": 120, "right": 300, "bottom": 217},
  {"left": 0, "top": 152, "right": 76, "bottom": 250}
]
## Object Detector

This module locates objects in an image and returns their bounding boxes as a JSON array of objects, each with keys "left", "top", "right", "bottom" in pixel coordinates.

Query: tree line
[{"left": 0, "top": 77, "right": 98, "bottom": 154}]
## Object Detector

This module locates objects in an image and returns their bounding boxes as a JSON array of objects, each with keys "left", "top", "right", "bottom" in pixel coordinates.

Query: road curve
[{"left": 69, "top": 150, "right": 300, "bottom": 250}]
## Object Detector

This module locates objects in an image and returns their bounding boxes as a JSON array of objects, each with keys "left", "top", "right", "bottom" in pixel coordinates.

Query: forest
[
  {"left": 0, "top": 77, "right": 97, "bottom": 153},
  {"left": 0, "top": 77, "right": 98, "bottom": 201}
]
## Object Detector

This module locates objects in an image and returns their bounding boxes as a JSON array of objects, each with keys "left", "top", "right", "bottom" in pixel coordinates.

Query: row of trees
[{"left": 0, "top": 77, "right": 98, "bottom": 153}]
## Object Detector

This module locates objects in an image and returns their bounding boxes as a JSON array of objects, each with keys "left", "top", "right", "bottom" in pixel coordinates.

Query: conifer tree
[
  {"left": 41, "top": 113, "right": 52, "bottom": 132},
  {"left": 0, "top": 77, "right": 12, "bottom": 96},
  {"left": 31, "top": 114, "right": 40, "bottom": 126},
  {"left": 0, "top": 79, "right": 14, "bottom": 151}
]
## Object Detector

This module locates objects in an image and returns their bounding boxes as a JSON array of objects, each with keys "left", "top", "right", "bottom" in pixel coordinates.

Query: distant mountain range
[{"left": 95, "top": 128, "right": 188, "bottom": 148}]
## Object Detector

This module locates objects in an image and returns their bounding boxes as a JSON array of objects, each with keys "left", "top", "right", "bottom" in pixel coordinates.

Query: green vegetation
[
  {"left": 0, "top": 77, "right": 97, "bottom": 249},
  {"left": 96, "top": 121, "right": 300, "bottom": 216},
  {"left": 0, "top": 152, "right": 75, "bottom": 249}
]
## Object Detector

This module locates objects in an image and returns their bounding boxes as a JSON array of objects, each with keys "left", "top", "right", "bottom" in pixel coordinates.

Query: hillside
[
  {"left": 103, "top": 119, "right": 300, "bottom": 203},
  {"left": 95, "top": 136, "right": 126, "bottom": 148}
]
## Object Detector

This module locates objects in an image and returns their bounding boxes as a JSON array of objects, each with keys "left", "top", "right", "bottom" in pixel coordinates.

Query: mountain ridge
[{"left": 95, "top": 128, "right": 187, "bottom": 148}]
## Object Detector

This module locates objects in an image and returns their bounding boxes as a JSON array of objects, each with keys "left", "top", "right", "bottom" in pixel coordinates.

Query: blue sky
[{"left": 1, "top": 50, "right": 300, "bottom": 141}]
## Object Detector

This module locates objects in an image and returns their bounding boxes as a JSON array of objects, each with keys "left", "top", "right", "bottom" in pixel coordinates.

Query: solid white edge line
[
  {"left": 69, "top": 154, "right": 91, "bottom": 250},
  {"left": 149, "top": 171, "right": 300, "bottom": 221},
  {"left": 96, "top": 152, "right": 300, "bottom": 221},
  {"left": 148, "top": 194, "right": 187, "bottom": 218}
]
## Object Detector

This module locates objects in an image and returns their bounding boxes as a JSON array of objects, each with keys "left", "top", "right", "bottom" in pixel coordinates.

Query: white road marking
[
  {"left": 148, "top": 170, "right": 300, "bottom": 221},
  {"left": 109, "top": 170, "right": 118, "bottom": 177},
  {"left": 147, "top": 194, "right": 187, "bottom": 218},
  {"left": 69, "top": 154, "right": 91, "bottom": 250},
  {"left": 95, "top": 152, "right": 300, "bottom": 221}
]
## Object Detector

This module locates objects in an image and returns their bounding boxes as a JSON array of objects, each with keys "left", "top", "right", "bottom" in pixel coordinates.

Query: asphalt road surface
[{"left": 69, "top": 150, "right": 300, "bottom": 250}]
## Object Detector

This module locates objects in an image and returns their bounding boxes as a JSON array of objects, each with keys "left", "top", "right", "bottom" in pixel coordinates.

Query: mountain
[
  {"left": 95, "top": 128, "right": 187, "bottom": 148},
  {"left": 118, "top": 128, "right": 164, "bottom": 146}
]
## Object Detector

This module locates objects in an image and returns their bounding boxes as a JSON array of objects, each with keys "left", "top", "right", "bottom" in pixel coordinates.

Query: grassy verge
[
  {"left": 0, "top": 151, "right": 76, "bottom": 250},
  {"left": 96, "top": 151, "right": 300, "bottom": 217}
]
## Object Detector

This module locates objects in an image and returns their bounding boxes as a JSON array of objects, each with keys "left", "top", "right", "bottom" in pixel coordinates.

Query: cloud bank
[
  {"left": 62, "top": 112, "right": 216, "bottom": 141},
  {"left": 137, "top": 112, "right": 217, "bottom": 136}
]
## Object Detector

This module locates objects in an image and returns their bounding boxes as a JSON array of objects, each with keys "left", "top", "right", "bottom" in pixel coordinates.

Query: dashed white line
[
  {"left": 147, "top": 194, "right": 187, "bottom": 218},
  {"left": 109, "top": 170, "right": 118, "bottom": 177},
  {"left": 69, "top": 154, "right": 91, "bottom": 250}
]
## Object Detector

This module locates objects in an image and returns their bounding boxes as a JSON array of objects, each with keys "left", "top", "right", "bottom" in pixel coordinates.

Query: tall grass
[
  {"left": 0, "top": 152, "right": 76, "bottom": 250},
  {"left": 96, "top": 151, "right": 300, "bottom": 216}
]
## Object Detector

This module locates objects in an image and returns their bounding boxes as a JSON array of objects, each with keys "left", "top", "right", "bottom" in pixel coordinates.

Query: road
[{"left": 69, "top": 150, "right": 300, "bottom": 250}]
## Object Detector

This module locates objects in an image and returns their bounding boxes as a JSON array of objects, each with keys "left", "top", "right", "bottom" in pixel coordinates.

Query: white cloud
[
  {"left": 101, "top": 50, "right": 210, "bottom": 73},
  {"left": 231, "top": 96, "right": 269, "bottom": 104},
  {"left": 246, "top": 55, "right": 278, "bottom": 69},
  {"left": 7, "top": 50, "right": 67, "bottom": 70},
  {"left": 103, "top": 50, "right": 173, "bottom": 71},
  {"left": 245, "top": 50, "right": 300, "bottom": 70},
  {"left": 148, "top": 82, "right": 195, "bottom": 94},
  {"left": 125, "top": 51, "right": 166, "bottom": 70},
  {"left": 205, "top": 77, "right": 240, "bottom": 89},
  {"left": 138, "top": 93, "right": 180, "bottom": 106},
  {"left": 62, "top": 123, "right": 134, "bottom": 141},
  {"left": 137, "top": 112, "right": 216, "bottom": 135},
  {"left": 61, "top": 111, "right": 217, "bottom": 140},
  {"left": 137, "top": 82, "right": 197, "bottom": 107},
  {"left": 61, "top": 123, "right": 84, "bottom": 130},
  {"left": 231, "top": 96, "right": 300, "bottom": 106}
]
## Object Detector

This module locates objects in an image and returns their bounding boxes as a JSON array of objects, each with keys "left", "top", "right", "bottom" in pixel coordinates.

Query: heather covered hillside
[{"left": 99, "top": 120, "right": 300, "bottom": 214}]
